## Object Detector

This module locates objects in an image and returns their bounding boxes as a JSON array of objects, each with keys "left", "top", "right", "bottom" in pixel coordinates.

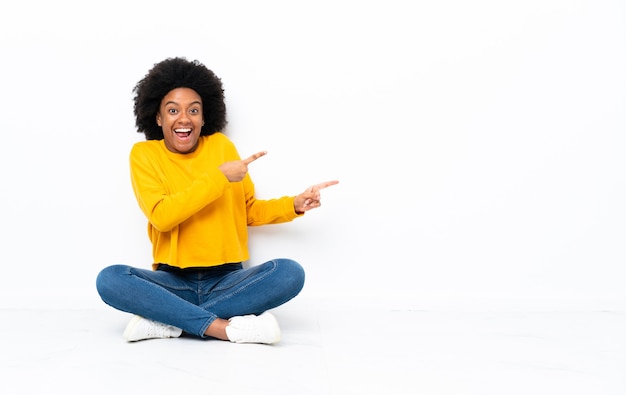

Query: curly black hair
[{"left": 133, "top": 57, "right": 227, "bottom": 140}]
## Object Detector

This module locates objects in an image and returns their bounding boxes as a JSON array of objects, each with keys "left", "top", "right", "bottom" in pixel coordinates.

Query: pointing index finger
[
  {"left": 243, "top": 151, "right": 267, "bottom": 165},
  {"left": 311, "top": 180, "right": 340, "bottom": 191}
]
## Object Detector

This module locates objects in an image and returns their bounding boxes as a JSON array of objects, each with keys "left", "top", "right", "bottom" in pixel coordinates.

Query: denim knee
[
  {"left": 277, "top": 258, "right": 306, "bottom": 296},
  {"left": 95, "top": 264, "right": 128, "bottom": 303}
]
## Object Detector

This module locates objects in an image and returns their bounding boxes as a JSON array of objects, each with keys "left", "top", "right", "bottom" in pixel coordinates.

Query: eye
[
  {"left": 168, "top": 108, "right": 178, "bottom": 115},
  {"left": 190, "top": 108, "right": 200, "bottom": 115}
]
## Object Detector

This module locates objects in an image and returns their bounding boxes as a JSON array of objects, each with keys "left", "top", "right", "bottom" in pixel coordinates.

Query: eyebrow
[{"left": 164, "top": 100, "right": 202, "bottom": 106}]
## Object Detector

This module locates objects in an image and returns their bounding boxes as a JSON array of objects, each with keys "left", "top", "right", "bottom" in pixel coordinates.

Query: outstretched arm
[{"left": 294, "top": 180, "right": 340, "bottom": 214}]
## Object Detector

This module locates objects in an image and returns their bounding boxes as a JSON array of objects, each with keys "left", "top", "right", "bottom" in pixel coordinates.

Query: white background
[{"left": 0, "top": 0, "right": 624, "bottom": 310}]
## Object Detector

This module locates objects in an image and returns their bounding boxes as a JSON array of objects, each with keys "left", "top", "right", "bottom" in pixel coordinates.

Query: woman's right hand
[{"left": 219, "top": 150, "right": 267, "bottom": 182}]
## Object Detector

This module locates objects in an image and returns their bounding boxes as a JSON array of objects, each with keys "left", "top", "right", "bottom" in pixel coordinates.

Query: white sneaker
[
  {"left": 225, "top": 312, "right": 281, "bottom": 344},
  {"left": 123, "top": 315, "right": 183, "bottom": 342}
]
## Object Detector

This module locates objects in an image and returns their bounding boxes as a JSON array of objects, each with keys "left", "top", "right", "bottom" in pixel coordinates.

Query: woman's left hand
[{"left": 294, "top": 180, "right": 339, "bottom": 214}]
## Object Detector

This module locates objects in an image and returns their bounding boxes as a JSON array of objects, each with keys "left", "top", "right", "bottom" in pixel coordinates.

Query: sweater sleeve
[
  {"left": 243, "top": 175, "right": 302, "bottom": 226},
  {"left": 129, "top": 143, "right": 230, "bottom": 232}
]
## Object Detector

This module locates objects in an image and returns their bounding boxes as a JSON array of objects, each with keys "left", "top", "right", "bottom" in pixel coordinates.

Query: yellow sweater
[{"left": 129, "top": 133, "right": 300, "bottom": 269}]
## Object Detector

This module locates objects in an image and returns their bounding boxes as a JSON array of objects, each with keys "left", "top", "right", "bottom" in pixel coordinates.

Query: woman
[{"left": 96, "top": 57, "right": 338, "bottom": 344}]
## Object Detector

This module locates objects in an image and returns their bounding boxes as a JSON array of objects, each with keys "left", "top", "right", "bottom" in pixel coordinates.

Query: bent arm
[{"left": 130, "top": 147, "right": 230, "bottom": 232}]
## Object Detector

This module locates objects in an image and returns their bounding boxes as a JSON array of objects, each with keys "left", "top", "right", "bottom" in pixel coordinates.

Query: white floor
[{"left": 3, "top": 296, "right": 626, "bottom": 395}]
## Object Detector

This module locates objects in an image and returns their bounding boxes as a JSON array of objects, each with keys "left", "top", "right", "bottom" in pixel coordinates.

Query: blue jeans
[{"left": 95, "top": 259, "right": 305, "bottom": 338}]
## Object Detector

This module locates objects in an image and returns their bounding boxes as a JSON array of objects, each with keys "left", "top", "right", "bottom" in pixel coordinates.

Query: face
[{"left": 156, "top": 87, "right": 204, "bottom": 154}]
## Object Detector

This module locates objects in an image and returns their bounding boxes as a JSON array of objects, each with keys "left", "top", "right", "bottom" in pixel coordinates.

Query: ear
[{"left": 156, "top": 113, "right": 162, "bottom": 127}]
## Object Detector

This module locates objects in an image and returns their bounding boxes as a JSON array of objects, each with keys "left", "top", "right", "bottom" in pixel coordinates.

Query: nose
[{"left": 177, "top": 112, "right": 191, "bottom": 124}]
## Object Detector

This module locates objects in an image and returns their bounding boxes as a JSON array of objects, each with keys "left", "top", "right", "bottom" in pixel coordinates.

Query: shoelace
[{"left": 142, "top": 320, "right": 175, "bottom": 338}]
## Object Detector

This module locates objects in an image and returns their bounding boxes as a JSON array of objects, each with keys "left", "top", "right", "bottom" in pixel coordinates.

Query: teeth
[{"left": 175, "top": 129, "right": 191, "bottom": 133}]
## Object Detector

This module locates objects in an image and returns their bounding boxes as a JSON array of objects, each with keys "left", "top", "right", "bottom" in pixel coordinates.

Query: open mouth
[{"left": 174, "top": 128, "right": 192, "bottom": 138}]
